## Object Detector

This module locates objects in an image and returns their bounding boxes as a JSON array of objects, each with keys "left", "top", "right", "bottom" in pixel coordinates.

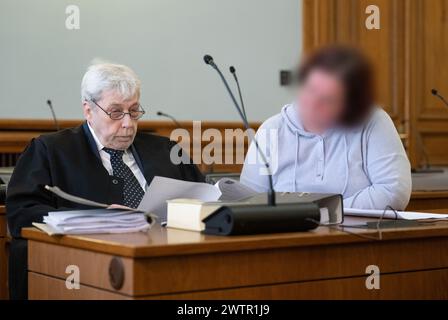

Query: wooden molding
[
  {"left": 0, "top": 119, "right": 261, "bottom": 172},
  {"left": 0, "top": 119, "right": 260, "bottom": 132}
]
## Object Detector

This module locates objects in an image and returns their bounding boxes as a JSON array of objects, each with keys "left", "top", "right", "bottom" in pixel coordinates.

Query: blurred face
[
  {"left": 83, "top": 90, "right": 140, "bottom": 150},
  {"left": 297, "top": 69, "right": 345, "bottom": 133}
]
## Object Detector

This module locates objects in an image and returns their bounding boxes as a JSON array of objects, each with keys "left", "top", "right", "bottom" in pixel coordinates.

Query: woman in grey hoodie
[{"left": 241, "top": 46, "right": 412, "bottom": 210}]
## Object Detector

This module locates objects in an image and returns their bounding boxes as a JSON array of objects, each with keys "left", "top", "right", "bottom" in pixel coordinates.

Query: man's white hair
[{"left": 81, "top": 62, "right": 141, "bottom": 102}]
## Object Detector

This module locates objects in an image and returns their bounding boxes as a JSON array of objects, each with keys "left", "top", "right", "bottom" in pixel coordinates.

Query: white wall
[{"left": 0, "top": 0, "right": 301, "bottom": 121}]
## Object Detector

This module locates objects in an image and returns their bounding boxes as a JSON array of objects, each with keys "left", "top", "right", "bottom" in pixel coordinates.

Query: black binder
[{"left": 202, "top": 192, "right": 343, "bottom": 236}]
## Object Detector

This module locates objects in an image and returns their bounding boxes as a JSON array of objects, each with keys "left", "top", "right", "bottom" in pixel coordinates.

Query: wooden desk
[
  {"left": 23, "top": 216, "right": 448, "bottom": 300},
  {"left": 0, "top": 205, "right": 7, "bottom": 300},
  {"left": 408, "top": 191, "right": 448, "bottom": 211}
]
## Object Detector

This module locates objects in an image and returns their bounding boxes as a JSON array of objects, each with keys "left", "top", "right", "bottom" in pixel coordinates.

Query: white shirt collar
[
  {"left": 87, "top": 121, "right": 132, "bottom": 155},
  {"left": 87, "top": 121, "right": 105, "bottom": 151}
]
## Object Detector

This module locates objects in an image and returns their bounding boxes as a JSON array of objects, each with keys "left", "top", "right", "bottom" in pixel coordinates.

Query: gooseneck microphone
[
  {"left": 203, "top": 54, "right": 275, "bottom": 206},
  {"left": 431, "top": 89, "right": 448, "bottom": 108},
  {"left": 202, "top": 54, "right": 321, "bottom": 236},
  {"left": 156, "top": 111, "right": 184, "bottom": 129},
  {"left": 46, "top": 99, "right": 60, "bottom": 131},
  {"left": 229, "top": 66, "right": 247, "bottom": 120}
]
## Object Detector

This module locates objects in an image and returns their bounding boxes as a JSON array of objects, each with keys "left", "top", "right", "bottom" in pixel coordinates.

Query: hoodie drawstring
[
  {"left": 293, "top": 131, "right": 299, "bottom": 192},
  {"left": 341, "top": 135, "right": 349, "bottom": 195}
]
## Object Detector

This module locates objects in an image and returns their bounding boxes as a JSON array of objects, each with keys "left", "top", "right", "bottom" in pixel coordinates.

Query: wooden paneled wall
[
  {"left": 303, "top": 0, "right": 448, "bottom": 168},
  {"left": 409, "top": 0, "right": 448, "bottom": 166},
  {"left": 0, "top": 119, "right": 260, "bottom": 174}
]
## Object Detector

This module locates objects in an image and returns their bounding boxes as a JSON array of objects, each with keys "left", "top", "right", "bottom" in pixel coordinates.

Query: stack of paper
[{"left": 34, "top": 209, "right": 151, "bottom": 235}]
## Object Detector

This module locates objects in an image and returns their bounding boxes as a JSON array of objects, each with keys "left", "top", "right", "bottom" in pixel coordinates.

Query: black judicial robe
[{"left": 6, "top": 122, "right": 204, "bottom": 299}]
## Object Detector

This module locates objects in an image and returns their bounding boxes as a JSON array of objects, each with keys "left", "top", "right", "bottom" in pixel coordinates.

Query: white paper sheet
[
  {"left": 44, "top": 215, "right": 147, "bottom": 227},
  {"left": 138, "top": 176, "right": 222, "bottom": 220},
  {"left": 33, "top": 222, "right": 150, "bottom": 235},
  {"left": 47, "top": 209, "right": 137, "bottom": 222},
  {"left": 344, "top": 208, "right": 448, "bottom": 220},
  {"left": 215, "top": 178, "right": 257, "bottom": 201}
]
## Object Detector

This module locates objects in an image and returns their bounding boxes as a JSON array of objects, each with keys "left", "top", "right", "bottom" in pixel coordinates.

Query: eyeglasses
[{"left": 90, "top": 100, "right": 146, "bottom": 120}]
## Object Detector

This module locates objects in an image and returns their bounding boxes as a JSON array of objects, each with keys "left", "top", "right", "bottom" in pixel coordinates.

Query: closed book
[{"left": 166, "top": 199, "right": 221, "bottom": 231}]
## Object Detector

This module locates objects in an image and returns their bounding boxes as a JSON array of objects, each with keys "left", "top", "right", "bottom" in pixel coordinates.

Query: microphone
[
  {"left": 46, "top": 99, "right": 60, "bottom": 131},
  {"left": 156, "top": 111, "right": 184, "bottom": 129},
  {"left": 203, "top": 54, "right": 275, "bottom": 206},
  {"left": 431, "top": 89, "right": 448, "bottom": 108},
  {"left": 203, "top": 54, "right": 215, "bottom": 67},
  {"left": 229, "top": 66, "right": 247, "bottom": 121}
]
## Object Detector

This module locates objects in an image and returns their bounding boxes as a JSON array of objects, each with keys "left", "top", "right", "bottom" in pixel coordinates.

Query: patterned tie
[{"left": 103, "top": 148, "right": 145, "bottom": 208}]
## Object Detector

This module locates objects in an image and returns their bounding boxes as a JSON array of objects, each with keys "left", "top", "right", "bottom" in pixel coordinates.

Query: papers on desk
[
  {"left": 344, "top": 208, "right": 448, "bottom": 220},
  {"left": 34, "top": 209, "right": 151, "bottom": 235},
  {"left": 138, "top": 176, "right": 256, "bottom": 221},
  {"left": 40, "top": 186, "right": 156, "bottom": 235},
  {"left": 214, "top": 177, "right": 257, "bottom": 201},
  {"left": 40, "top": 177, "right": 255, "bottom": 235}
]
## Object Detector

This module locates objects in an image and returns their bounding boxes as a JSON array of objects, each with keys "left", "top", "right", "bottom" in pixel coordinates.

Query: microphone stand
[
  {"left": 204, "top": 55, "right": 275, "bottom": 206},
  {"left": 229, "top": 66, "right": 248, "bottom": 121},
  {"left": 156, "top": 111, "right": 185, "bottom": 129},
  {"left": 46, "top": 99, "right": 60, "bottom": 131},
  {"left": 202, "top": 54, "right": 322, "bottom": 236}
]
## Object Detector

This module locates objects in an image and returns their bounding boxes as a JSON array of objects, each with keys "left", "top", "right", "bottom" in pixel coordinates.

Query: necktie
[{"left": 103, "top": 148, "right": 145, "bottom": 208}]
